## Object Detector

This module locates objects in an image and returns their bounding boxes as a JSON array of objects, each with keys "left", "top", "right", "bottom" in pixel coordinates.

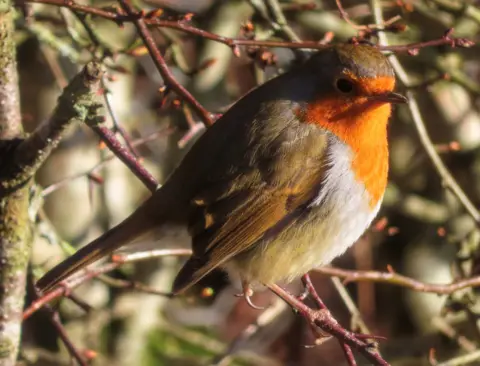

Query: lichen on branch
[
  {"left": 0, "top": 1, "right": 29, "bottom": 364},
  {"left": 2, "top": 62, "right": 104, "bottom": 191}
]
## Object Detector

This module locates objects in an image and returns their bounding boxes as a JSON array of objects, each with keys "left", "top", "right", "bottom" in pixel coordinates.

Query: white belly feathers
[{"left": 234, "top": 134, "right": 383, "bottom": 285}]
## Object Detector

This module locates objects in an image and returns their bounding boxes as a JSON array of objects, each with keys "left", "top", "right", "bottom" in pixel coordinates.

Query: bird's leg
[
  {"left": 296, "top": 284, "right": 310, "bottom": 302},
  {"left": 301, "top": 273, "right": 327, "bottom": 309},
  {"left": 234, "top": 279, "right": 265, "bottom": 310},
  {"left": 266, "top": 283, "right": 388, "bottom": 366}
]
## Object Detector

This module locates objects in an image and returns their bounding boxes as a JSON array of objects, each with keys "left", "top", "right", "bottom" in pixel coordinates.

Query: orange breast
[{"left": 300, "top": 97, "right": 390, "bottom": 208}]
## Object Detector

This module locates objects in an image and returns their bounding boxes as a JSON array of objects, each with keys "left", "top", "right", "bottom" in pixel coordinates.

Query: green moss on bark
[
  {"left": 0, "top": 339, "right": 14, "bottom": 359},
  {"left": 0, "top": 1, "right": 30, "bottom": 365},
  {"left": 0, "top": 186, "right": 31, "bottom": 366}
]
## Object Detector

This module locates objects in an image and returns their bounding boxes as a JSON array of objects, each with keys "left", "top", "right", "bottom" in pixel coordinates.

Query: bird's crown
[
  {"left": 331, "top": 43, "right": 395, "bottom": 79},
  {"left": 302, "top": 43, "right": 399, "bottom": 101}
]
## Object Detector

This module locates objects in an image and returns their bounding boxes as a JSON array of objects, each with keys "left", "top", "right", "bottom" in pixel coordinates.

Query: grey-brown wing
[{"left": 172, "top": 112, "right": 328, "bottom": 293}]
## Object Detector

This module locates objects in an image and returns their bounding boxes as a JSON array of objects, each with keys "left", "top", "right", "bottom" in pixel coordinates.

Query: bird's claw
[{"left": 235, "top": 283, "right": 265, "bottom": 310}]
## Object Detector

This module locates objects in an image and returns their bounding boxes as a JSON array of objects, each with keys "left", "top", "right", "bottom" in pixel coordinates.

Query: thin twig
[
  {"left": 335, "top": 0, "right": 401, "bottom": 31},
  {"left": 301, "top": 274, "right": 327, "bottom": 309},
  {"left": 212, "top": 297, "right": 289, "bottom": 365},
  {"left": 41, "top": 126, "right": 173, "bottom": 197},
  {"left": 432, "top": 317, "right": 477, "bottom": 353},
  {"left": 97, "top": 275, "right": 172, "bottom": 297},
  {"left": 317, "top": 267, "right": 480, "bottom": 295},
  {"left": 258, "top": 0, "right": 302, "bottom": 42},
  {"left": 331, "top": 277, "right": 371, "bottom": 335},
  {"left": 117, "top": 0, "right": 214, "bottom": 126},
  {"left": 25, "top": 0, "right": 474, "bottom": 53},
  {"left": 340, "top": 343, "right": 358, "bottom": 366},
  {"left": 27, "top": 248, "right": 190, "bottom": 319},
  {"left": 66, "top": 293, "right": 93, "bottom": 313},
  {"left": 301, "top": 274, "right": 357, "bottom": 365},
  {"left": 43, "top": 306, "right": 89, "bottom": 366},
  {"left": 40, "top": 45, "right": 69, "bottom": 89},
  {"left": 25, "top": 262, "right": 119, "bottom": 320},
  {"left": 102, "top": 78, "right": 141, "bottom": 158},
  {"left": 88, "top": 124, "right": 158, "bottom": 192},
  {"left": 370, "top": 0, "right": 480, "bottom": 224},
  {"left": 437, "top": 350, "right": 480, "bottom": 366},
  {"left": 111, "top": 248, "right": 192, "bottom": 263}
]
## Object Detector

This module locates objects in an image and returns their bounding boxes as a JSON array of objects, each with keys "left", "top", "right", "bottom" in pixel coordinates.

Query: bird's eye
[{"left": 335, "top": 78, "right": 354, "bottom": 94}]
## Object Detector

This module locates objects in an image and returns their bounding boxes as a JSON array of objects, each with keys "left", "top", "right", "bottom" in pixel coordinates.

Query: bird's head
[
  {"left": 296, "top": 43, "right": 406, "bottom": 207},
  {"left": 298, "top": 43, "right": 406, "bottom": 150}
]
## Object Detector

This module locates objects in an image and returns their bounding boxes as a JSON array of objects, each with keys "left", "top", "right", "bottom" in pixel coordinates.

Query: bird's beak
[{"left": 368, "top": 92, "right": 408, "bottom": 104}]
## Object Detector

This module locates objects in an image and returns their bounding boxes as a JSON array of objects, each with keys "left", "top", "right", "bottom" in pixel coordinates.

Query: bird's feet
[{"left": 235, "top": 281, "right": 265, "bottom": 310}]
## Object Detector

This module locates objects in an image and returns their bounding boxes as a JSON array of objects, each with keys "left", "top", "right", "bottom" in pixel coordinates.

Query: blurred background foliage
[{"left": 15, "top": 0, "right": 480, "bottom": 365}]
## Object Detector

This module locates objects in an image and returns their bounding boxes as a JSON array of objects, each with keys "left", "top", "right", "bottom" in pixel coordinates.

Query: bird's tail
[{"left": 36, "top": 199, "right": 159, "bottom": 293}]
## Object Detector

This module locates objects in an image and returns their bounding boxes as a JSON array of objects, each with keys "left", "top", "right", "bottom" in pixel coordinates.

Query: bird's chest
[
  {"left": 302, "top": 136, "right": 384, "bottom": 262},
  {"left": 234, "top": 137, "right": 385, "bottom": 285}
]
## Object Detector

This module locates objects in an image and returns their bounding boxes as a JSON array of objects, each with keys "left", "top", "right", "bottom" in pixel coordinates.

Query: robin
[{"left": 37, "top": 43, "right": 406, "bottom": 300}]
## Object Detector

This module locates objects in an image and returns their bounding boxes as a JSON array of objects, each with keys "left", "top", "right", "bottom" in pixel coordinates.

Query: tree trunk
[{"left": 0, "top": 1, "right": 30, "bottom": 364}]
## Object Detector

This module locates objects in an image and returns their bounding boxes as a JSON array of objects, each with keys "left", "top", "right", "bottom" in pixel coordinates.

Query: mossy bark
[
  {"left": 0, "top": 1, "right": 30, "bottom": 365},
  {"left": 0, "top": 188, "right": 31, "bottom": 365},
  {"left": 0, "top": 1, "right": 22, "bottom": 139}
]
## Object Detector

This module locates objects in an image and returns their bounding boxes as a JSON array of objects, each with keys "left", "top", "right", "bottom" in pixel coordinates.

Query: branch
[
  {"left": 26, "top": 24, "right": 159, "bottom": 196},
  {"left": 40, "top": 303, "right": 89, "bottom": 366},
  {"left": 378, "top": 28, "right": 474, "bottom": 54},
  {"left": 41, "top": 127, "right": 173, "bottom": 197},
  {"left": 268, "top": 284, "right": 388, "bottom": 366},
  {"left": 0, "top": 2, "right": 30, "bottom": 363},
  {"left": 317, "top": 267, "right": 480, "bottom": 295},
  {"left": 370, "top": 0, "right": 480, "bottom": 224},
  {"left": 212, "top": 297, "right": 291, "bottom": 365},
  {"left": 27, "top": 270, "right": 91, "bottom": 366},
  {"left": 5, "top": 62, "right": 103, "bottom": 189},
  {"left": 25, "top": 249, "right": 190, "bottom": 319},
  {"left": 330, "top": 276, "right": 371, "bottom": 335},
  {"left": 42, "top": 244, "right": 480, "bottom": 300},
  {"left": 436, "top": 350, "right": 480, "bottom": 366},
  {"left": 24, "top": 262, "right": 118, "bottom": 320},
  {"left": 23, "top": 0, "right": 474, "bottom": 54},
  {"left": 111, "top": 248, "right": 192, "bottom": 263},
  {"left": 335, "top": 0, "right": 401, "bottom": 32},
  {"left": 117, "top": 0, "right": 214, "bottom": 127},
  {"left": 87, "top": 124, "right": 158, "bottom": 192}
]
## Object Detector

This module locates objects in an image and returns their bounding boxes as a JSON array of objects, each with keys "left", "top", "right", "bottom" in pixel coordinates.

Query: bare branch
[
  {"left": 88, "top": 124, "right": 158, "bottom": 192},
  {"left": 0, "top": 2, "right": 30, "bottom": 363},
  {"left": 117, "top": 0, "right": 215, "bottom": 127},
  {"left": 23, "top": 0, "right": 474, "bottom": 54},
  {"left": 370, "top": 0, "right": 480, "bottom": 224},
  {"left": 25, "top": 248, "right": 190, "bottom": 319},
  {"left": 317, "top": 267, "right": 480, "bottom": 295},
  {"left": 268, "top": 284, "right": 388, "bottom": 366},
  {"left": 7, "top": 62, "right": 103, "bottom": 187}
]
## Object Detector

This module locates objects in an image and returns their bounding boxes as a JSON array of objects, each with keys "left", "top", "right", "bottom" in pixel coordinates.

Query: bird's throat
[{"left": 300, "top": 98, "right": 390, "bottom": 208}]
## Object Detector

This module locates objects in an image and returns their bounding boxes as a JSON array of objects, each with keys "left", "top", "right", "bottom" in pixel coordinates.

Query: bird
[{"left": 36, "top": 43, "right": 406, "bottom": 299}]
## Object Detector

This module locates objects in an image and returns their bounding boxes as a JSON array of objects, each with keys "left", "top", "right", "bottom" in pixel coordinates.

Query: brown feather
[{"left": 172, "top": 116, "right": 328, "bottom": 294}]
